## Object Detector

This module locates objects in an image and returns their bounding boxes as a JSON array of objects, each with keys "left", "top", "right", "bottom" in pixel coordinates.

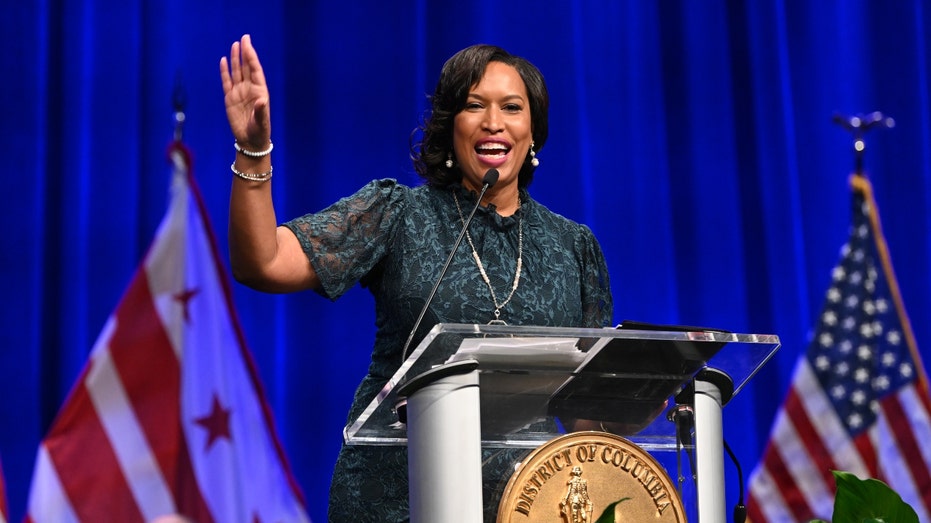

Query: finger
[
  {"left": 254, "top": 96, "right": 270, "bottom": 122},
  {"left": 230, "top": 40, "right": 242, "bottom": 84},
  {"left": 241, "top": 34, "right": 268, "bottom": 88},
  {"left": 239, "top": 35, "right": 252, "bottom": 84},
  {"left": 219, "top": 56, "right": 232, "bottom": 93}
]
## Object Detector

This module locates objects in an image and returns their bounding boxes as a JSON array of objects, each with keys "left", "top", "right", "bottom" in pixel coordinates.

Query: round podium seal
[{"left": 496, "top": 432, "right": 686, "bottom": 522}]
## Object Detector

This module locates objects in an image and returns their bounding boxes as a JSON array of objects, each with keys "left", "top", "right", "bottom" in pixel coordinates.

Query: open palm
[{"left": 219, "top": 34, "right": 271, "bottom": 148}]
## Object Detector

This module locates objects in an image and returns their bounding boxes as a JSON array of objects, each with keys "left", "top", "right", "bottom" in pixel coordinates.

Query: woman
[{"left": 220, "top": 34, "right": 613, "bottom": 522}]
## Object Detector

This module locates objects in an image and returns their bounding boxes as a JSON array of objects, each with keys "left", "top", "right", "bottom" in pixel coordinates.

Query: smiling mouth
[{"left": 475, "top": 143, "right": 510, "bottom": 158}]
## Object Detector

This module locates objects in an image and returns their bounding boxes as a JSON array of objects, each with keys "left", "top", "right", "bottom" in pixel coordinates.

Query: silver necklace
[{"left": 453, "top": 192, "right": 523, "bottom": 323}]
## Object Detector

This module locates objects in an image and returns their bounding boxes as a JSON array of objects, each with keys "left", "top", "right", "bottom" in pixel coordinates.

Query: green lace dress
[{"left": 283, "top": 179, "right": 613, "bottom": 522}]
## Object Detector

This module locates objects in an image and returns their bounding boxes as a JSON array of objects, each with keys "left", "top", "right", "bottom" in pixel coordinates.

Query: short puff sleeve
[{"left": 282, "top": 179, "right": 409, "bottom": 300}]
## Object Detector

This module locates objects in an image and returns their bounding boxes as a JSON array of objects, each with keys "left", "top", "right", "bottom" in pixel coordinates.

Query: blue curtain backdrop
[{"left": 4, "top": 1, "right": 931, "bottom": 521}]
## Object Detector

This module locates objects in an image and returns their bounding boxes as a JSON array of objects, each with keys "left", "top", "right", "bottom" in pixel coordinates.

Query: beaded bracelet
[
  {"left": 234, "top": 141, "right": 274, "bottom": 157},
  {"left": 230, "top": 162, "right": 273, "bottom": 182}
]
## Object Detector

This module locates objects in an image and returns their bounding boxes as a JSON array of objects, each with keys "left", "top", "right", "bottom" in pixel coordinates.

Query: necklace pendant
[{"left": 488, "top": 309, "right": 507, "bottom": 326}]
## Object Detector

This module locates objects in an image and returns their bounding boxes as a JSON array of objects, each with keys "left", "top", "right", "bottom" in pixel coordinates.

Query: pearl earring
[
  {"left": 529, "top": 142, "right": 540, "bottom": 167},
  {"left": 445, "top": 152, "right": 454, "bottom": 169}
]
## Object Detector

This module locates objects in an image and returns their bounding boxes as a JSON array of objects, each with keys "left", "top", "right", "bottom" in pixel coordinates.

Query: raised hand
[{"left": 220, "top": 34, "right": 271, "bottom": 149}]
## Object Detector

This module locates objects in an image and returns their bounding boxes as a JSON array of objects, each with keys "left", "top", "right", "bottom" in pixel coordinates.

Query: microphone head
[{"left": 482, "top": 168, "right": 499, "bottom": 187}]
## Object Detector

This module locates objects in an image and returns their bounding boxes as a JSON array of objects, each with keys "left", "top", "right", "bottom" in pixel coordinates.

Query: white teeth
[{"left": 476, "top": 143, "right": 509, "bottom": 157}]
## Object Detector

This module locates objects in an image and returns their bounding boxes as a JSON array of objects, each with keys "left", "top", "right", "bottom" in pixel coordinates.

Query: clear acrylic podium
[{"left": 343, "top": 323, "right": 780, "bottom": 522}]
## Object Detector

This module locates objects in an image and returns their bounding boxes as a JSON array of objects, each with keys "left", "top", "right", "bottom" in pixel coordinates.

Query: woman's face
[{"left": 453, "top": 61, "right": 532, "bottom": 193}]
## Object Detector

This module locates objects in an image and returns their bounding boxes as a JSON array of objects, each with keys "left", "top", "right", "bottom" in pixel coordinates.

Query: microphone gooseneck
[{"left": 399, "top": 169, "right": 499, "bottom": 361}]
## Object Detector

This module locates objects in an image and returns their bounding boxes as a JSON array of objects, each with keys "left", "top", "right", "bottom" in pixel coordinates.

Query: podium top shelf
[{"left": 344, "top": 323, "right": 780, "bottom": 451}]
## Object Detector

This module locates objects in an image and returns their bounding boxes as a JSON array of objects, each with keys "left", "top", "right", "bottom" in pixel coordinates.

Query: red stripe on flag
[
  {"left": 918, "top": 380, "right": 931, "bottom": 413},
  {"left": 746, "top": 492, "right": 761, "bottom": 522},
  {"left": 881, "top": 392, "right": 931, "bottom": 507},
  {"left": 44, "top": 382, "right": 145, "bottom": 523},
  {"left": 746, "top": 491, "right": 769, "bottom": 523},
  {"left": 914, "top": 387, "right": 931, "bottom": 511},
  {"left": 107, "top": 269, "right": 216, "bottom": 523},
  {"left": 784, "top": 387, "right": 837, "bottom": 488},
  {"left": 746, "top": 447, "right": 780, "bottom": 523},
  {"left": 759, "top": 437, "right": 815, "bottom": 521},
  {"left": 109, "top": 269, "right": 182, "bottom": 475},
  {"left": 910, "top": 380, "right": 931, "bottom": 511},
  {"left": 852, "top": 430, "right": 879, "bottom": 480},
  {"left": 747, "top": 487, "right": 784, "bottom": 523},
  {"left": 172, "top": 454, "right": 217, "bottom": 523}
]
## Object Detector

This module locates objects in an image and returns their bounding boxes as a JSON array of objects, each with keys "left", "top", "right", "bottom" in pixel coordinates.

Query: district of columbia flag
[
  {"left": 746, "top": 173, "right": 931, "bottom": 522},
  {"left": 1, "top": 455, "right": 8, "bottom": 523},
  {"left": 25, "top": 141, "right": 311, "bottom": 523}
]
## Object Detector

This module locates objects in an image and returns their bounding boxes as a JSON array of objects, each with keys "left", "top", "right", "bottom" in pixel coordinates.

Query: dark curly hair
[{"left": 411, "top": 44, "right": 549, "bottom": 188}]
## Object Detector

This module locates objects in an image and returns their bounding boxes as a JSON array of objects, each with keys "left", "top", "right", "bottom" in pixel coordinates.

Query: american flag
[
  {"left": 747, "top": 174, "right": 931, "bottom": 521},
  {"left": 24, "top": 142, "right": 311, "bottom": 523}
]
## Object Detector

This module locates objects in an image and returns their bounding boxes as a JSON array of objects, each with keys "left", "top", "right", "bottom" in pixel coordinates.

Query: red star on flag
[
  {"left": 194, "top": 393, "right": 232, "bottom": 451},
  {"left": 174, "top": 288, "right": 199, "bottom": 323}
]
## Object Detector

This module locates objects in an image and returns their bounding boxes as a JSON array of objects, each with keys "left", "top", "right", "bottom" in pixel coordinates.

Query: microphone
[{"left": 400, "top": 168, "right": 499, "bottom": 361}]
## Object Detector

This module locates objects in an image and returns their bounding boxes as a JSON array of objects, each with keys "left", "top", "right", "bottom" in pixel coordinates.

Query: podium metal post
[
  {"left": 404, "top": 364, "right": 483, "bottom": 523},
  {"left": 694, "top": 370, "right": 729, "bottom": 522}
]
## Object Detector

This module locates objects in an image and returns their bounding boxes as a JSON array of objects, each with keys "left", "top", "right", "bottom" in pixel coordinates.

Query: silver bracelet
[
  {"left": 234, "top": 141, "right": 274, "bottom": 157},
  {"left": 230, "top": 162, "right": 273, "bottom": 182}
]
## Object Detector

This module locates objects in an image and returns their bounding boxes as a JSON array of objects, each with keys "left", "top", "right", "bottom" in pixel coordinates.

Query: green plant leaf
[
  {"left": 831, "top": 470, "right": 919, "bottom": 523},
  {"left": 593, "top": 497, "right": 632, "bottom": 523}
]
